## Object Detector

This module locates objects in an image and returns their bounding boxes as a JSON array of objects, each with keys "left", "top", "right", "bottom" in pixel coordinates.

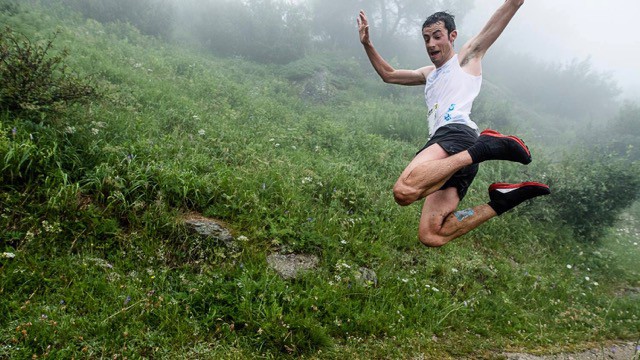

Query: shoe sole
[
  {"left": 489, "top": 181, "right": 550, "bottom": 192},
  {"left": 480, "top": 129, "right": 531, "bottom": 159},
  {"left": 488, "top": 182, "right": 551, "bottom": 215}
]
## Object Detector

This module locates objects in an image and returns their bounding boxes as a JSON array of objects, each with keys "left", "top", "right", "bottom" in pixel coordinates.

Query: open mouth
[{"left": 429, "top": 50, "right": 441, "bottom": 58}]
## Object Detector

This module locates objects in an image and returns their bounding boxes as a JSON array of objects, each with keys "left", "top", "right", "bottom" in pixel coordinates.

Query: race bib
[{"left": 427, "top": 102, "right": 438, "bottom": 132}]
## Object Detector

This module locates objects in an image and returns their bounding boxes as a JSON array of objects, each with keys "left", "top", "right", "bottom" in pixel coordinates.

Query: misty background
[
  {"left": 35, "top": 0, "right": 640, "bottom": 158},
  {"left": 45, "top": 0, "right": 639, "bottom": 99},
  {"left": 466, "top": 0, "right": 640, "bottom": 99}
]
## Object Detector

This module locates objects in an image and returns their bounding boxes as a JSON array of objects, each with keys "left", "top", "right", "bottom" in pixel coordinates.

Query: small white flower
[
  {"left": 451, "top": 268, "right": 459, "bottom": 273},
  {"left": 91, "top": 128, "right": 100, "bottom": 135},
  {"left": 64, "top": 126, "right": 76, "bottom": 134},
  {"left": 237, "top": 235, "right": 248, "bottom": 242},
  {"left": 2, "top": 252, "right": 16, "bottom": 259},
  {"left": 585, "top": 276, "right": 590, "bottom": 281},
  {"left": 566, "top": 264, "right": 572, "bottom": 269},
  {"left": 340, "top": 240, "right": 347, "bottom": 245},
  {"left": 198, "top": 129, "right": 205, "bottom": 136},
  {"left": 432, "top": 287, "right": 440, "bottom": 292},
  {"left": 401, "top": 278, "right": 409, "bottom": 283},
  {"left": 593, "top": 282, "right": 599, "bottom": 286}
]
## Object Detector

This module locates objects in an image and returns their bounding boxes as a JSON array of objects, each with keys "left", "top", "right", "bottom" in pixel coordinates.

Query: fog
[
  {"left": 52, "top": 0, "right": 639, "bottom": 99},
  {"left": 464, "top": 0, "right": 640, "bottom": 99}
]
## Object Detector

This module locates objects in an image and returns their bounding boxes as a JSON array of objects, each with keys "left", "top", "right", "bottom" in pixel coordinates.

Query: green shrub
[
  {"left": 545, "top": 150, "right": 640, "bottom": 242},
  {"left": 0, "top": 27, "right": 98, "bottom": 119},
  {"left": 603, "top": 101, "right": 640, "bottom": 161}
]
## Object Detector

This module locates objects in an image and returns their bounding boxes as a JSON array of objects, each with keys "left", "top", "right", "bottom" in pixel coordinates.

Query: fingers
[
  {"left": 358, "top": 10, "right": 368, "bottom": 25},
  {"left": 357, "top": 9, "right": 370, "bottom": 44}
]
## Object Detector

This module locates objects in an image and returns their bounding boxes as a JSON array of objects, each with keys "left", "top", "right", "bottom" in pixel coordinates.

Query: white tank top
[{"left": 424, "top": 54, "right": 481, "bottom": 137}]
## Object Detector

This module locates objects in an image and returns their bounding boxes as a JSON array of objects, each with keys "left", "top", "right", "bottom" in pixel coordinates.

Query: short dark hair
[{"left": 422, "top": 12, "right": 456, "bottom": 35}]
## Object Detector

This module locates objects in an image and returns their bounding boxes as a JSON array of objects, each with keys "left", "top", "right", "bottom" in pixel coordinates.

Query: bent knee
[
  {"left": 393, "top": 182, "right": 419, "bottom": 206},
  {"left": 418, "top": 231, "right": 448, "bottom": 248}
]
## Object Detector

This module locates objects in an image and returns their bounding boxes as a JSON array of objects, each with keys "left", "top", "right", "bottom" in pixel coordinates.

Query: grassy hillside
[{"left": 1, "top": 3, "right": 639, "bottom": 359}]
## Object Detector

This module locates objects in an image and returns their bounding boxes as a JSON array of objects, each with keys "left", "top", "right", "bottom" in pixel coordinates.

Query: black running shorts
[{"left": 417, "top": 124, "right": 480, "bottom": 200}]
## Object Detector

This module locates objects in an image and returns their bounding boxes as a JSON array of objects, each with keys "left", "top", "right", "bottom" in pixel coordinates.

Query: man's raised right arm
[{"left": 358, "top": 10, "right": 429, "bottom": 86}]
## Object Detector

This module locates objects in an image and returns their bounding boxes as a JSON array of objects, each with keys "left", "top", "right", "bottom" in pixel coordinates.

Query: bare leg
[
  {"left": 418, "top": 187, "right": 497, "bottom": 247},
  {"left": 393, "top": 144, "right": 473, "bottom": 206}
]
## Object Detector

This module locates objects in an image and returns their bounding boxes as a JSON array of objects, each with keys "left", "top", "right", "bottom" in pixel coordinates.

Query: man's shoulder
[{"left": 418, "top": 65, "right": 436, "bottom": 79}]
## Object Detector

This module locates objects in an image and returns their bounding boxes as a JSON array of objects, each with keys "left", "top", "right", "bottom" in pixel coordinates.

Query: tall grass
[{"left": 0, "top": 3, "right": 638, "bottom": 358}]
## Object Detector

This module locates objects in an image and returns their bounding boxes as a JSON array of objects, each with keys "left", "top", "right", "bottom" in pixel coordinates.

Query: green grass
[{"left": 1, "top": 3, "right": 639, "bottom": 359}]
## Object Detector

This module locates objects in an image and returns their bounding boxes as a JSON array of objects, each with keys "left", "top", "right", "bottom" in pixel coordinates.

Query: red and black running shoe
[
  {"left": 468, "top": 129, "right": 532, "bottom": 164},
  {"left": 488, "top": 182, "right": 550, "bottom": 215}
]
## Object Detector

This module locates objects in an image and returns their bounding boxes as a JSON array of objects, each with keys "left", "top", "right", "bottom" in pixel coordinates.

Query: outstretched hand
[{"left": 357, "top": 10, "right": 370, "bottom": 45}]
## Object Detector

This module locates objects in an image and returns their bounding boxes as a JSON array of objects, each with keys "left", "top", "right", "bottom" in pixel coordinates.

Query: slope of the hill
[{"left": 0, "top": 3, "right": 638, "bottom": 359}]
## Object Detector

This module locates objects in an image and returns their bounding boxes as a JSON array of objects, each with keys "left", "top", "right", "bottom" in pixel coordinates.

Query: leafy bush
[
  {"left": 0, "top": 27, "right": 98, "bottom": 119},
  {"left": 603, "top": 101, "right": 640, "bottom": 161},
  {"left": 0, "top": 28, "right": 104, "bottom": 252},
  {"left": 545, "top": 150, "right": 640, "bottom": 242}
]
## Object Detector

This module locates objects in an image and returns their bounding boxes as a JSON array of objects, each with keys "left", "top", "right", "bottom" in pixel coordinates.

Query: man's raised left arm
[{"left": 459, "top": 0, "right": 524, "bottom": 72}]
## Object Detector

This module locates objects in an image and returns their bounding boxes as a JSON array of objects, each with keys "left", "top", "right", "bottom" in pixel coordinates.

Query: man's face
[{"left": 422, "top": 21, "right": 456, "bottom": 67}]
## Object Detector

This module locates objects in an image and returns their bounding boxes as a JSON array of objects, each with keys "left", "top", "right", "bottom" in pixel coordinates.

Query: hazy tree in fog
[
  {"left": 310, "top": 0, "right": 472, "bottom": 64},
  {"left": 179, "top": 0, "right": 311, "bottom": 64},
  {"left": 45, "top": 0, "right": 175, "bottom": 39},
  {"left": 606, "top": 101, "right": 640, "bottom": 160},
  {"left": 309, "top": 0, "right": 362, "bottom": 50},
  {"left": 485, "top": 54, "right": 620, "bottom": 122},
  {"left": 370, "top": 0, "right": 473, "bottom": 41}
]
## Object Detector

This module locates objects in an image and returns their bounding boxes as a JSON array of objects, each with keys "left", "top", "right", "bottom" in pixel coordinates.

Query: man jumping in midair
[{"left": 358, "top": 0, "right": 550, "bottom": 247}]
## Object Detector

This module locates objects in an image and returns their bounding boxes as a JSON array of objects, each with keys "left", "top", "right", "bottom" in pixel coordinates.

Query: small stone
[
  {"left": 266, "top": 254, "right": 319, "bottom": 279},
  {"left": 356, "top": 267, "right": 378, "bottom": 287},
  {"left": 184, "top": 214, "right": 236, "bottom": 249}
]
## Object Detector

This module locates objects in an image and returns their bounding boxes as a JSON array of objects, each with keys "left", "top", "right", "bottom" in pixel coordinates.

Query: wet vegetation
[{"left": 1, "top": 1, "right": 639, "bottom": 358}]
